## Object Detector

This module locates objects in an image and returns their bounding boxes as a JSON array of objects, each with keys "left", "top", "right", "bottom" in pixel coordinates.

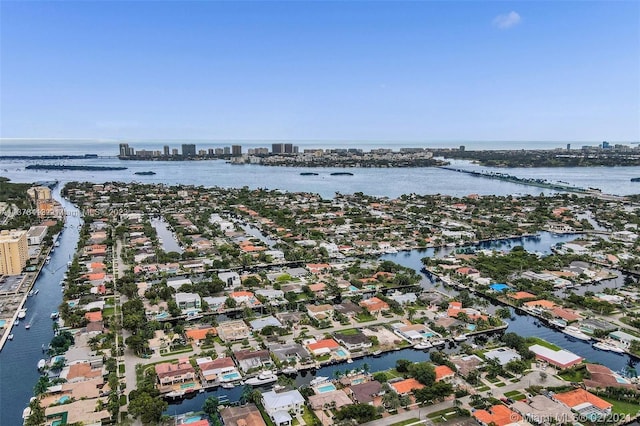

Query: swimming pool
[
  {"left": 222, "top": 371, "right": 241, "bottom": 381},
  {"left": 351, "top": 378, "right": 364, "bottom": 385},
  {"left": 466, "top": 324, "right": 477, "bottom": 331},
  {"left": 317, "top": 383, "right": 337, "bottom": 393},
  {"left": 57, "top": 396, "right": 70, "bottom": 404},
  {"left": 181, "top": 415, "right": 203, "bottom": 424},
  {"left": 156, "top": 312, "right": 169, "bottom": 319},
  {"left": 348, "top": 285, "right": 359, "bottom": 292},
  {"left": 335, "top": 349, "right": 348, "bottom": 357},
  {"left": 615, "top": 376, "right": 631, "bottom": 384},
  {"left": 180, "top": 382, "right": 195, "bottom": 390},
  {"left": 0, "top": 320, "right": 6, "bottom": 327}
]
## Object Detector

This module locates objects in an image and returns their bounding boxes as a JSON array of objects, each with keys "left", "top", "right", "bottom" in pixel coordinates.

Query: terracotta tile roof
[
  {"left": 509, "top": 291, "right": 536, "bottom": 300},
  {"left": 473, "top": 405, "right": 522, "bottom": 426},
  {"left": 391, "top": 378, "right": 424, "bottom": 394},
  {"left": 359, "top": 297, "right": 389, "bottom": 312},
  {"left": 434, "top": 365, "right": 455, "bottom": 381},
  {"left": 554, "top": 388, "right": 612, "bottom": 410},
  {"left": 307, "top": 339, "right": 340, "bottom": 352},
  {"left": 154, "top": 360, "right": 194, "bottom": 379},
  {"left": 524, "top": 299, "right": 556, "bottom": 309},
  {"left": 185, "top": 327, "right": 217, "bottom": 341},
  {"left": 84, "top": 311, "right": 103, "bottom": 322}
]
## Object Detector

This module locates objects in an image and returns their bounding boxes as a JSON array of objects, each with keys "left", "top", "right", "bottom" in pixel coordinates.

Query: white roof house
[
  {"left": 249, "top": 316, "right": 283, "bottom": 331},
  {"left": 218, "top": 271, "right": 241, "bottom": 289},
  {"left": 262, "top": 389, "right": 305, "bottom": 426},
  {"left": 484, "top": 348, "right": 521, "bottom": 366}
]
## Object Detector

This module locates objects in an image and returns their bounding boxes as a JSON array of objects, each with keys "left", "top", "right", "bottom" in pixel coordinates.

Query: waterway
[
  {"left": 151, "top": 217, "right": 184, "bottom": 253},
  {"left": 164, "top": 231, "right": 639, "bottom": 416},
  {"left": 0, "top": 186, "right": 81, "bottom": 426}
]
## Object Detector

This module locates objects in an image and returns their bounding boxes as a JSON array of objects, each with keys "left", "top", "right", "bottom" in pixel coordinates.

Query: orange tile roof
[
  {"left": 434, "top": 365, "right": 455, "bottom": 381},
  {"left": 67, "top": 362, "right": 103, "bottom": 381},
  {"left": 307, "top": 339, "right": 340, "bottom": 352},
  {"left": 509, "top": 291, "right": 536, "bottom": 300},
  {"left": 185, "top": 327, "right": 217, "bottom": 341},
  {"left": 359, "top": 297, "right": 389, "bottom": 312},
  {"left": 554, "top": 388, "right": 612, "bottom": 410},
  {"left": 391, "top": 378, "right": 424, "bottom": 395},
  {"left": 473, "top": 405, "right": 522, "bottom": 426},
  {"left": 231, "top": 291, "right": 255, "bottom": 298},
  {"left": 524, "top": 299, "right": 556, "bottom": 309},
  {"left": 85, "top": 311, "right": 103, "bottom": 322},
  {"left": 308, "top": 283, "right": 326, "bottom": 292}
]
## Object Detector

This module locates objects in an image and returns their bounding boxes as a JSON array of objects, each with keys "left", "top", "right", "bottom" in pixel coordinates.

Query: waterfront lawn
[
  {"left": 302, "top": 406, "right": 320, "bottom": 426},
  {"left": 601, "top": 397, "right": 640, "bottom": 416},
  {"left": 526, "top": 337, "right": 560, "bottom": 351}
]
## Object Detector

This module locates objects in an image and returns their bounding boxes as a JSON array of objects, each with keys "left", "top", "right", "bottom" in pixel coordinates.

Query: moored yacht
[
  {"left": 593, "top": 341, "right": 625, "bottom": 353},
  {"left": 245, "top": 371, "right": 278, "bottom": 386},
  {"left": 562, "top": 326, "right": 591, "bottom": 341}
]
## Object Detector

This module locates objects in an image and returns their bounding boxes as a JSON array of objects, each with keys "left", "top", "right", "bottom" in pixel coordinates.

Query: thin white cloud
[{"left": 493, "top": 11, "right": 521, "bottom": 29}]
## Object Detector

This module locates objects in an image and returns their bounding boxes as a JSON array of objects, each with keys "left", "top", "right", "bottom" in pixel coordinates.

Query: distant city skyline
[{"left": 1, "top": 1, "right": 638, "bottom": 141}]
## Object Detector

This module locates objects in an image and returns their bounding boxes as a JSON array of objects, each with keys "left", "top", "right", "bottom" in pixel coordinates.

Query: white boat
[
  {"left": 165, "top": 390, "right": 186, "bottom": 398},
  {"left": 37, "top": 359, "right": 46, "bottom": 370},
  {"left": 7, "top": 334, "right": 14, "bottom": 340},
  {"left": 562, "top": 326, "right": 591, "bottom": 341},
  {"left": 50, "top": 312, "right": 59, "bottom": 319},
  {"left": 17, "top": 309, "right": 27, "bottom": 319},
  {"left": 221, "top": 383, "right": 235, "bottom": 389},
  {"left": 454, "top": 334, "right": 468, "bottom": 342},
  {"left": 549, "top": 319, "right": 567, "bottom": 329},
  {"left": 593, "top": 341, "right": 625, "bottom": 354},
  {"left": 25, "top": 323, "right": 31, "bottom": 330},
  {"left": 14, "top": 320, "right": 19, "bottom": 326},
  {"left": 54, "top": 241, "right": 60, "bottom": 247},
  {"left": 45, "top": 257, "right": 51, "bottom": 264},
  {"left": 281, "top": 367, "right": 298, "bottom": 375},
  {"left": 347, "top": 359, "right": 354, "bottom": 364},
  {"left": 431, "top": 340, "right": 446, "bottom": 347},
  {"left": 309, "top": 376, "right": 329, "bottom": 386},
  {"left": 245, "top": 371, "right": 278, "bottom": 386},
  {"left": 414, "top": 341, "right": 432, "bottom": 350}
]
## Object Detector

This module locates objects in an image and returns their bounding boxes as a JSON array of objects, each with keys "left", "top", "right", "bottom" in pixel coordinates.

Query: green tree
[
  {"left": 24, "top": 398, "right": 45, "bottom": 426},
  {"left": 128, "top": 392, "right": 168, "bottom": 425},
  {"left": 202, "top": 396, "right": 220, "bottom": 419}
]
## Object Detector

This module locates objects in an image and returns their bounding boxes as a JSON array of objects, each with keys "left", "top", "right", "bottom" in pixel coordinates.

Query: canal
[
  {"left": 0, "top": 186, "right": 82, "bottom": 426},
  {"left": 165, "top": 231, "right": 640, "bottom": 416},
  {"left": 151, "top": 217, "right": 183, "bottom": 253}
]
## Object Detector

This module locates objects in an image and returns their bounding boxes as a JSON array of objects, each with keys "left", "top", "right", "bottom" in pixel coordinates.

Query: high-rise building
[
  {"left": 182, "top": 144, "right": 197, "bottom": 157},
  {"left": 272, "top": 143, "right": 284, "bottom": 154},
  {"left": 0, "top": 230, "right": 29, "bottom": 275},
  {"left": 172, "top": 148, "right": 179, "bottom": 156},
  {"left": 215, "top": 148, "right": 224, "bottom": 155},
  {"left": 567, "top": 144, "right": 571, "bottom": 151},
  {"left": 163, "top": 145, "right": 170, "bottom": 156},
  {"left": 284, "top": 143, "right": 293, "bottom": 153},
  {"left": 232, "top": 145, "right": 242, "bottom": 156},
  {"left": 27, "top": 186, "right": 52, "bottom": 201},
  {"left": 223, "top": 147, "right": 231, "bottom": 155},
  {"left": 119, "top": 143, "right": 130, "bottom": 157},
  {"left": 208, "top": 149, "right": 215, "bottom": 156}
]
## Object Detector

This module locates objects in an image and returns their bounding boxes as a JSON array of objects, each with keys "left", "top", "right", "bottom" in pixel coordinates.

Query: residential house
[
  {"left": 359, "top": 297, "right": 389, "bottom": 314},
  {"left": 196, "top": 357, "right": 238, "bottom": 384},
  {"left": 217, "top": 320, "right": 251, "bottom": 342},
  {"left": 155, "top": 359, "right": 196, "bottom": 386},
  {"left": 554, "top": 388, "right": 612, "bottom": 419},
  {"left": 219, "top": 271, "right": 241, "bottom": 289},
  {"left": 262, "top": 389, "right": 305, "bottom": 426},
  {"left": 390, "top": 378, "right": 424, "bottom": 396},
  {"left": 349, "top": 380, "right": 382, "bottom": 404},
  {"left": 220, "top": 404, "right": 267, "bottom": 426},
  {"left": 175, "top": 292, "right": 201, "bottom": 313},
  {"left": 434, "top": 365, "right": 456, "bottom": 382},
  {"left": 334, "top": 330, "right": 372, "bottom": 351},
  {"left": 473, "top": 405, "right": 523, "bottom": 426},
  {"left": 307, "top": 304, "right": 334, "bottom": 321},
  {"left": 233, "top": 349, "right": 272, "bottom": 372}
]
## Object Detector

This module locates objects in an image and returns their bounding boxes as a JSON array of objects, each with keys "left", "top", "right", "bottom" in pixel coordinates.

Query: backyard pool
[
  {"left": 183, "top": 415, "right": 203, "bottom": 424},
  {"left": 316, "top": 383, "right": 337, "bottom": 393},
  {"left": 222, "top": 372, "right": 241, "bottom": 381},
  {"left": 335, "top": 349, "right": 348, "bottom": 357},
  {"left": 156, "top": 312, "right": 169, "bottom": 320}
]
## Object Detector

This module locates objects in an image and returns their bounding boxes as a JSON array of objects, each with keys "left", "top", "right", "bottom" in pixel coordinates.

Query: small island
[
  {"left": 134, "top": 171, "right": 157, "bottom": 175},
  {"left": 300, "top": 172, "right": 319, "bottom": 176},
  {"left": 330, "top": 172, "right": 354, "bottom": 176},
  {"left": 632, "top": 177, "right": 640, "bottom": 182},
  {"left": 26, "top": 164, "right": 128, "bottom": 171}
]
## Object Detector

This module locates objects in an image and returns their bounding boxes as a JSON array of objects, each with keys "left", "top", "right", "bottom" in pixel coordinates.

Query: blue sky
[{"left": 1, "top": 1, "right": 638, "bottom": 142}]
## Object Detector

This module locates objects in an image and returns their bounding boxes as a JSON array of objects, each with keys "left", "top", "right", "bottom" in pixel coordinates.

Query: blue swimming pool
[
  {"left": 317, "top": 383, "right": 336, "bottom": 393},
  {"left": 490, "top": 283, "right": 509, "bottom": 292},
  {"left": 351, "top": 378, "right": 364, "bottom": 385},
  {"left": 156, "top": 312, "right": 169, "bottom": 319},
  {"left": 335, "top": 349, "right": 348, "bottom": 357},
  {"left": 0, "top": 320, "right": 6, "bottom": 327},
  {"left": 183, "top": 415, "right": 203, "bottom": 424},
  {"left": 58, "top": 396, "right": 70, "bottom": 404},
  {"left": 222, "top": 372, "right": 241, "bottom": 381},
  {"left": 348, "top": 285, "right": 359, "bottom": 292}
]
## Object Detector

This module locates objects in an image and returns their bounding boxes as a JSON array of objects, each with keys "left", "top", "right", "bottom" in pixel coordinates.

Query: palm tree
[{"left": 362, "top": 363, "right": 370, "bottom": 374}]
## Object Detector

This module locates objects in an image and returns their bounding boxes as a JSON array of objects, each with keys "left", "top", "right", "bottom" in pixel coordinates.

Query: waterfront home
[
  {"left": 261, "top": 389, "right": 305, "bottom": 426},
  {"left": 551, "top": 307, "right": 582, "bottom": 322},
  {"left": 308, "top": 389, "right": 352, "bottom": 410},
  {"left": 553, "top": 388, "right": 612, "bottom": 419},
  {"left": 359, "top": 297, "right": 389, "bottom": 314},
  {"left": 84, "top": 310, "right": 103, "bottom": 323},
  {"left": 511, "top": 395, "right": 575, "bottom": 426},
  {"left": 392, "top": 323, "right": 439, "bottom": 344},
  {"left": 217, "top": 320, "right": 251, "bottom": 342},
  {"left": 44, "top": 399, "right": 111, "bottom": 426},
  {"left": 434, "top": 365, "right": 456, "bottom": 382},
  {"left": 196, "top": 357, "right": 238, "bottom": 384},
  {"left": 255, "top": 288, "right": 285, "bottom": 301},
  {"left": 203, "top": 296, "right": 227, "bottom": 312},
  {"left": 529, "top": 344, "right": 583, "bottom": 369},
  {"left": 306, "top": 338, "right": 340, "bottom": 356},
  {"left": 579, "top": 318, "right": 617, "bottom": 335},
  {"left": 334, "top": 301, "right": 364, "bottom": 317},
  {"left": 307, "top": 304, "right": 334, "bottom": 320},
  {"left": 390, "top": 378, "right": 424, "bottom": 396},
  {"left": 388, "top": 292, "right": 417, "bottom": 305},
  {"left": 233, "top": 349, "right": 272, "bottom": 372},
  {"left": 452, "top": 354, "right": 484, "bottom": 376},
  {"left": 473, "top": 404, "right": 523, "bottom": 426},
  {"left": 447, "top": 301, "right": 486, "bottom": 321},
  {"left": 166, "top": 277, "right": 192, "bottom": 290},
  {"left": 334, "top": 330, "right": 373, "bottom": 351},
  {"left": 60, "top": 360, "right": 105, "bottom": 384},
  {"left": 174, "top": 292, "right": 201, "bottom": 313},
  {"left": 348, "top": 380, "right": 382, "bottom": 404},
  {"left": 584, "top": 364, "right": 636, "bottom": 389},
  {"left": 484, "top": 348, "right": 522, "bottom": 366},
  {"left": 230, "top": 290, "right": 261, "bottom": 307},
  {"left": 155, "top": 359, "right": 196, "bottom": 386},
  {"left": 218, "top": 271, "right": 241, "bottom": 289},
  {"left": 249, "top": 316, "right": 283, "bottom": 332},
  {"left": 507, "top": 291, "right": 537, "bottom": 302},
  {"left": 268, "top": 342, "right": 310, "bottom": 364},
  {"left": 220, "top": 403, "right": 267, "bottom": 426},
  {"left": 185, "top": 326, "right": 217, "bottom": 343}
]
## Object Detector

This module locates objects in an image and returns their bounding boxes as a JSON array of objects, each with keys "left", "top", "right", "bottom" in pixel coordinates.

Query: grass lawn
[
  {"left": 558, "top": 367, "right": 585, "bottom": 383},
  {"left": 338, "top": 328, "right": 359, "bottom": 336},
  {"left": 302, "top": 406, "right": 320, "bottom": 425},
  {"left": 355, "top": 313, "right": 376, "bottom": 323},
  {"left": 391, "top": 418, "right": 421, "bottom": 426},
  {"left": 486, "top": 376, "right": 501, "bottom": 383},
  {"left": 601, "top": 397, "right": 640, "bottom": 416},
  {"left": 495, "top": 382, "right": 506, "bottom": 387},
  {"left": 428, "top": 408, "right": 461, "bottom": 423},
  {"left": 476, "top": 385, "right": 490, "bottom": 392},
  {"left": 526, "top": 337, "right": 561, "bottom": 351},
  {"left": 103, "top": 307, "right": 115, "bottom": 317},
  {"left": 504, "top": 391, "right": 525, "bottom": 399}
]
